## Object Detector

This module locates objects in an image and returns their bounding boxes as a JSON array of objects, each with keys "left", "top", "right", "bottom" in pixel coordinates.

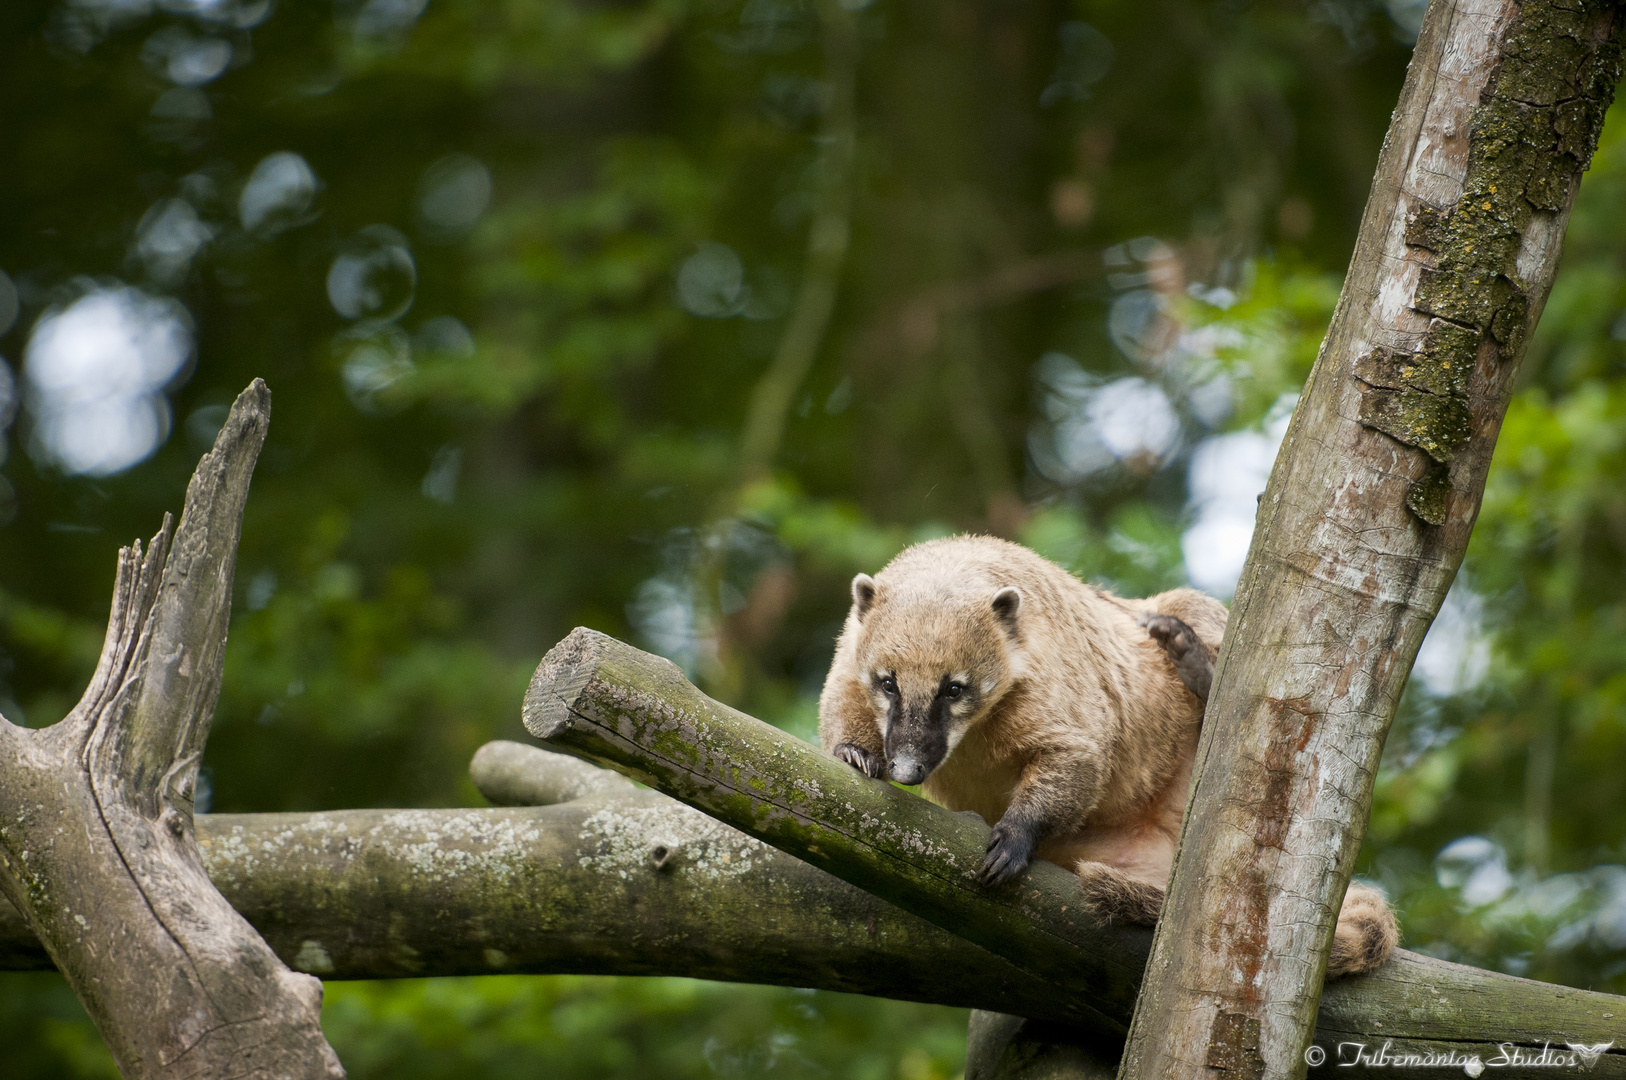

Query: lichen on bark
[{"left": 1357, "top": 0, "right": 1623, "bottom": 525}]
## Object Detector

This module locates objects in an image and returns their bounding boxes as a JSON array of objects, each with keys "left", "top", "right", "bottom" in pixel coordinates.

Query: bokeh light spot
[
  {"left": 354, "top": 0, "right": 430, "bottom": 39},
  {"left": 328, "top": 226, "right": 417, "bottom": 322},
  {"left": 23, "top": 287, "right": 193, "bottom": 476},
  {"left": 417, "top": 154, "right": 492, "bottom": 241},
  {"left": 0, "top": 269, "right": 18, "bottom": 337},
  {"left": 142, "top": 26, "right": 232, "bottom": 87},
  {"left": 0, "top": 360, "right": 17, "bottom": 434},
  {"left": 341, "top": 325, "right": 413, "bottom": 411},
  {"left": 414, "top": 316, "right": 475, "bottom": 359},
  {"left": 1040, "top": 22, "right": 1114, "bottom": 106},
  {"left": 136, "top": 198, "right": 215, "bottom": 283},
  {"left": 239, "top": 151, "right": 318, "bottom": 233},
  {"left": 677, "top": 243, "right": 746, "bottom": 318}
]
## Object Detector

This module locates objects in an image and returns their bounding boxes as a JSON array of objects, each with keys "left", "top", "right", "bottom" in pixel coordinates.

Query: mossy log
[
  {"left": 0, "top": 744, "right": 1104, "bottom": 1028},
  {"left": 524, "top": 627, "right": 1626, "bottom": 1076}
]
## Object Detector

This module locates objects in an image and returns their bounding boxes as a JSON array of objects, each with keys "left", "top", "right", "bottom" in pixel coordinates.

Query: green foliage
[
  {"left": 1, "top": 0, "right": 1623, "bottom": 1072},
  {"left": 0, "top": 974, "right": 121, "bottom": 1080},
  {"left": 0, "top": 973, "right": 967, "bottom": 1080},
  {"left": 322, "top": 978, "right": 966, "bottom": 1080}
]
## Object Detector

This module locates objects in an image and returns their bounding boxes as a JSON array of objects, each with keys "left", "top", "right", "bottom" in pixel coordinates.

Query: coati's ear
[
  {"left": 851, "top": 574, "right": 878, "bottom": 619},
  {"left": 991, "top": 586, "right": 1021, "bottom": 631}
]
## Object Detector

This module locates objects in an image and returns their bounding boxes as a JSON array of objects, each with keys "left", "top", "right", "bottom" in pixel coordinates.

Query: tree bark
[
  {"left": 4, "top": 739, "right": 1620, "bottom": 1074},
  {"left": 0, "top": 744, "right": 1079, "bottom": 1024},
  {"left": 965, "top": 1011, "right": 1118, "bottom": 1080},
  {"left": 1119, "top": 2, "right": 1626, "bottom": 1078},
  {"left": 521, "top": 630, "right": 1626, "bottom": 1073},
  {"left": 0, "top": 381, "right": 344, "bottom": 1079}
]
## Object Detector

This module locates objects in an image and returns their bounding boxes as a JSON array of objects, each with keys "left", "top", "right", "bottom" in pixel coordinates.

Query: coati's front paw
[
  {"left": 1139, "top": 612, "right": 1213, "bottom": 703},
  {"left": 977, "top": 820, "right": 1036, "bottom": 885},
  {"left": 832, "top": 742, "right": 887, "bottom": 779}
]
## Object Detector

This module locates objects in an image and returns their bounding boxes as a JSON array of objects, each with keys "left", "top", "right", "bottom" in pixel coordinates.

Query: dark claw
[
  {"left": 833, "top": 742, "right": 887, "bottom": 779},
  {"left": 976, "top": 821, "right": 1034, "bottom": 886}
]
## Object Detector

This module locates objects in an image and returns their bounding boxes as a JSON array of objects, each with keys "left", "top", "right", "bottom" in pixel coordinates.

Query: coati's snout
[
  {"left": 880, "top": 683, "right": 952, "bottom": 785},
  {"left": 850, "top": 572, "right": 1026, "bottom": 786}
]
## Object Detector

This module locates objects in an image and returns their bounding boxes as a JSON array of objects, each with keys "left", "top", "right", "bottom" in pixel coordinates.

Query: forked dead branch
[{"left": 0, "top": 381, "right": 344, "bottom": 1080}]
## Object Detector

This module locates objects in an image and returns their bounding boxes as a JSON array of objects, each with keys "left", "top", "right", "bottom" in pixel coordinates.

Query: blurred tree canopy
[{"left": 0, "top": 0, "right": 1621, "bottom": 1075}]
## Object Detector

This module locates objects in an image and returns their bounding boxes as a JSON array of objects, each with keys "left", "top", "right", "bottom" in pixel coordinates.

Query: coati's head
[{"left": 847, "top": 570, "right": 1025, "bottom": 785}]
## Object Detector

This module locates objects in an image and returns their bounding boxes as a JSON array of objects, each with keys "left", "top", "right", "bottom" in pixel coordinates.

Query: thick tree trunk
[
  {"left": 0, "top": 382, "right": 344, "bottom": 1079},
  {"left": 522, "top": 631, "right": 1626, "bottom": 1073},
  {"left": 1119, "top": 3, "right": 1626, "bottom": 1078}
]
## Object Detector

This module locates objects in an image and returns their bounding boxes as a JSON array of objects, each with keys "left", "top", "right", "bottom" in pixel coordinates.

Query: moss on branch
[{"left": 1361, "top": 0, "right": 1624, "bottom": 524}]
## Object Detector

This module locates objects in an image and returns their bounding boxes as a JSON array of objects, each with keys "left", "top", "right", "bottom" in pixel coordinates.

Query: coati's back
[{"left": 882, "top": 537, "right": 1210, "bottom": 830}]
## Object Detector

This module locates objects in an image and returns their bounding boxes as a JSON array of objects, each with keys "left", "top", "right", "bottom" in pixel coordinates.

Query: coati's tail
[
  {"left": 1074, "top": 861, "right": 1165, "bottom": 924},
  {"left": 1327, "top": 881, "right": 1399, "bottom": 977},
  {"left": 1072, "top": 862, "right": 1398, "bottom": 978}
]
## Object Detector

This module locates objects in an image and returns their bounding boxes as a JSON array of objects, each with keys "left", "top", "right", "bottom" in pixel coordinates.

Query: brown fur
[{"left": 818, "top": 535, "right": 1396, "bottom": 978}]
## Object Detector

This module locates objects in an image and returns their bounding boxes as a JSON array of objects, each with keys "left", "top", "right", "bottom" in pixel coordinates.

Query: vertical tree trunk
[
  {"left": 0, "top": 382, "right": 344, "bottom": 1079},
  {"left": 1118, "top": 3, "right": 1624, "bottom": 1079}
]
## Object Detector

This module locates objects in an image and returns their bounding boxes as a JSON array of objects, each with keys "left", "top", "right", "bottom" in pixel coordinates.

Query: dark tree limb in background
[
  {"left": 964, "top": 1011, "right": 1117, "bottom": 1080},
  {"left": 0, "top": 382, "right": 344, "bottom": 1080},
  {"left": 522, "top": 629, "right": 1626, "bottom": 1075},
  {"left": 736, "top": 0, "right": 858, "bottom": 481},
  {"left": 1123, "top": 1, "right": 1626, "bottom": 1076},
  {"left": 851, "top": 249, "right": 1100, "bottom": 364}
]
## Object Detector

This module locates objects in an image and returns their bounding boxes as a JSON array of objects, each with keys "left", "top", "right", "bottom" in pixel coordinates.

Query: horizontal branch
[
  {"left": 524, "top": 629, "right": 1626, "bottom": 1070},
  {"left": 0, "top": 790, "right": 1085, "bottom": 1025}
]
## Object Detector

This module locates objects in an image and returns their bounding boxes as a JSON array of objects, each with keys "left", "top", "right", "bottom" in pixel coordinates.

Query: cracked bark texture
[
  {"left": 0, "top": 381, "right": 344, "bottom": 1080},
  {"left": 1120, "top": 2, "right": 1625, "bottom": 1079},
  {"left": 520, "top": 631, "right": 1626, "bottom": 1075}
]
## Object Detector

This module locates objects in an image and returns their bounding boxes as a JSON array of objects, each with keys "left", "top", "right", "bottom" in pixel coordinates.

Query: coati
[{"left": 817, "top": 534, "right": 1398, "bottom": 978}]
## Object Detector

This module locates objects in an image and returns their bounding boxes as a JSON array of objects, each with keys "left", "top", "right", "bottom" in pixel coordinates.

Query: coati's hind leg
[
  {"left": 1075, "top": 861, "right": 1165, "bottom": 925},
  {"left": 1074, "top": 864, "right": 1397, "bottom": 974},
  {"left": 1139, "top": 613, "right": 1213, "bottom": 704},
  {"left": 1328, "top": 881, "right": 1398, "bottom": 977}
]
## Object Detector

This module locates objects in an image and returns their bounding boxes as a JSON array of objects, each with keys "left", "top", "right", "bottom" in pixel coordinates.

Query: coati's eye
[
  {"left": 944, "top": 682, "right": 964, "bottom": 701},
  {"left": 879, "top": 675, "right": 899, "bottom": 696}
]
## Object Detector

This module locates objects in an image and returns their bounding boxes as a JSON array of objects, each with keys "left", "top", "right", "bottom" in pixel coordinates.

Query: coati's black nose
[{"left": 889, "top": 756, "right": 927, "bottom": 785}]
